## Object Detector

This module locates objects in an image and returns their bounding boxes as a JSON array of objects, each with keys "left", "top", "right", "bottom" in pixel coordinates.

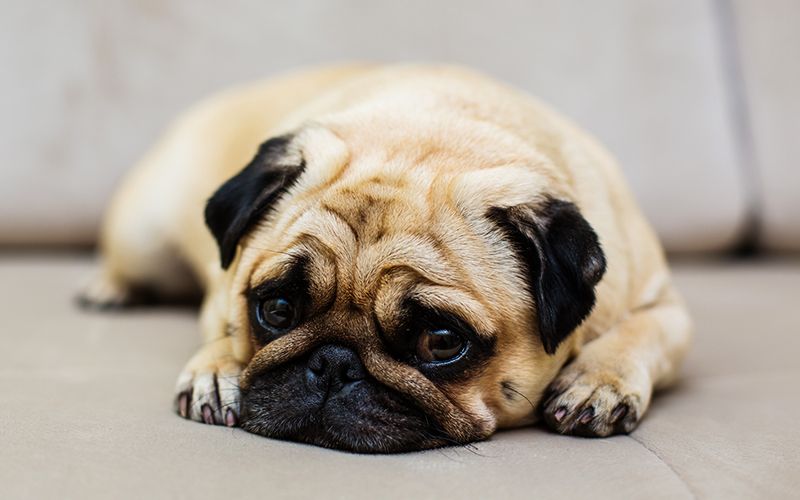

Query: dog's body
[{"left": 82, "top": 64, "right": 691, "bottom": 451}]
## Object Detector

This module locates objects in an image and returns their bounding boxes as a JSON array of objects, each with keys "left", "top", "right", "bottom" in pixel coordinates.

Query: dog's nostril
[
  {"left": 341, "top": 362, "right": 366, "bottom": 383},
  {"left": 308, "top": 356, "right": 325, "bottom": 376},
  {"left": 306, "top": 344, "right": 365, "bottom": 393}
]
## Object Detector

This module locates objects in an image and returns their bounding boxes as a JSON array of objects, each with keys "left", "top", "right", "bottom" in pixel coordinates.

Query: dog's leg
[
  {"left": 77, "top": 209, "right": 200, "bottom": 309},
  {"left": 174, "top": 336, "right": 245, "bottom": 427},
  {"left": 174, "top": 271, "right": 250, "bottom": 427},
  {"left": 541, "top": 285, "right": 691, "bottom": 437},
  {"left": 78, "top": 270, "right": 140, "bottom": 309},
  {"left": 78, "top": 255, "right": 198, "bottom": 309},
  {"left": 77, "top": 147, "right": 204, "bottom": 309}
]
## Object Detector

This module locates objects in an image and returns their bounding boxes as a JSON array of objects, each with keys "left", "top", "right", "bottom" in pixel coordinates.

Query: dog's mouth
[{"left": 238, "top": 346, "right": 455, "bottom": 453}]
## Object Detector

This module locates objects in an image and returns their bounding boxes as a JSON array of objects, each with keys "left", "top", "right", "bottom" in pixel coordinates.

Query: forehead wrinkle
[
  {"left": 353, "top": 233, "right": 457, "bottom": 304},
  {"left": 417, "top": 177, "right": 490, "bottom": 313},
  {"left": 293, "top": 213, "right": 360, "bottom": 302},
  {"left": 263, "top": 165, "right": 357, "bottom": 254},
  {"left": 438, "top": 175, "right": 518, "bottom": 311},
  {"left": 247, "top": 231, "right": 339, "bottom": 287},
  {"left": 355, "top": 262, "right": 441, "bottom": 316},
  {"left": 408, "top": 284, "right": 496, "bottom": 339},
  {"left": 372, "top": 271, "right": 416, "bottom": 333},
  {"left": 319, "top": 202, "right": 358, "bottom": 242},
  {"left": 246, "top": 241, "right": 337, "bottom": 318},
  {"left": 247, "top": 252, "right": 301, "bottom": 289},
  {"left": 260, "top": 125, "right": 352, "bottom": 237},
  {"left": 425, "top": 226, "right": 482, "bottom": 299},
  {"left": 303, "top": 208, "right": 359, "bottom": 251},
  {"left": 265, "top": 207, "right": 357, "bottom": 274}
]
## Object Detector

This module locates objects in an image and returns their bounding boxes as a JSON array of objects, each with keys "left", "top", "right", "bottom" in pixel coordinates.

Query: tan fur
[{"left": 83, "top": 63, "right": 691, "bottom": 443}]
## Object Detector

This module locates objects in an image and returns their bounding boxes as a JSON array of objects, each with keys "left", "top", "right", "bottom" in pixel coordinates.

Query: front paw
[
  {"left": 175, "top": 364, "right": 242, "bottom": 427},
  {"left": 541, "top": 365, "right": 647, "bottom": 437}
]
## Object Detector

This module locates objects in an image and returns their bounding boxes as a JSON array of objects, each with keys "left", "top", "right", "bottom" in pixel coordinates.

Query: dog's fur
[{"left": 81, "top": 64, "right": 691, "bottom": 452}]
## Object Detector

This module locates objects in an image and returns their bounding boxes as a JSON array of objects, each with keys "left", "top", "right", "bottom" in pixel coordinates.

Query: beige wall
[{"left": 1, "top": 1, "right": 796, "bottom": 252}]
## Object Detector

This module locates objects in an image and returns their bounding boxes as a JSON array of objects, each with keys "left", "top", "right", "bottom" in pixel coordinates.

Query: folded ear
[
  {"left": 487, "top": 198, "right": 606, "bottom": 354},
  {"left": 205, "top": 135, "right": 305, "bottom": 269}
]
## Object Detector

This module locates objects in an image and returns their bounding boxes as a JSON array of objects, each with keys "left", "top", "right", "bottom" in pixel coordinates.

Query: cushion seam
[{"left": 627, "top": 434, "right": 697, "bottom": 500}]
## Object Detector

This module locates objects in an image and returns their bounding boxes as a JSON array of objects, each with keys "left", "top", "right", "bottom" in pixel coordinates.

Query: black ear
[
  {"left": 205, "top": 135, "right": 304, "bottom": 269},
  {"left": 488, "top": 198, "right": 606, "bottom": 354}
]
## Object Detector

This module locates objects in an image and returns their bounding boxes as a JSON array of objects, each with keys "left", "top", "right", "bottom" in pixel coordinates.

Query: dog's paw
[
  {"left": 541, "top": 364, "right": 648, "bottom": 437},
  {"left": 175, "top": 363, "right": 243, "bottom": 427},
  {"left": 77, "top": 274, "right": 138, "bottom": 310}
]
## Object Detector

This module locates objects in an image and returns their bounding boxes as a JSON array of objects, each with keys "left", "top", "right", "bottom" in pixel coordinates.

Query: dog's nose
[{"left": 306, "top": 344, "right": 365, "bottom": 395}]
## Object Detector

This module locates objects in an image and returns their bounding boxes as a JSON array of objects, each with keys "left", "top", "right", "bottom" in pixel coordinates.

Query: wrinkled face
[{"left": 205, "top": 119, "right": 606, "bottom": 452}]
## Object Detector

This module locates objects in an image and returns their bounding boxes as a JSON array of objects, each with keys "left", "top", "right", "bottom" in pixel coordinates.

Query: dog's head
[{"left": 204, "top": 115, "right": 606, "bottom": 452}]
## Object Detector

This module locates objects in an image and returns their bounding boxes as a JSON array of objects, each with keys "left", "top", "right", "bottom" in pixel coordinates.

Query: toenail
[
  {"left": 578, "top": 407, "right": 595, "bottom": 425},
  {"left": 202, "top": 404, "right": 214, "bottom": 424},
  {"left": 225, "top": 408, "right": 237, "bottom": 427},
  {"left": 611, "top": 404, "right": 629, "bottom": 422}
]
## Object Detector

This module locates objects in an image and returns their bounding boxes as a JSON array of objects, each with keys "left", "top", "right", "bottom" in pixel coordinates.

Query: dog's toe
[
  {"left": 189, "top": 373, "right": 221, "bottom": 424},
  {"left": 174, "top": 369, "right": 241, "bottom": 427},
  {"left": 542, "top": 370, "right": 644, "bottom": 437}
]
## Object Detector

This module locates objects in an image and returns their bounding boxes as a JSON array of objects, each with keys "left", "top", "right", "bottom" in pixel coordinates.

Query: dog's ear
[
  {"left": 205, "top": 135, "right": 304, "bottom": 269},
  {"left": 488, "top": 199, "right": 606, "bottom": 354}
]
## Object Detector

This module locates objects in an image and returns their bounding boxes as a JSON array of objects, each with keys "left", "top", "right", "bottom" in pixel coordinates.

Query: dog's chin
[{"left": 239, "top": 363, "right": 452, "bottom": 453}]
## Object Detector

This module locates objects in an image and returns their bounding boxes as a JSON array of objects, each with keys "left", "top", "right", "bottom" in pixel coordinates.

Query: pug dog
[{"left": 80, "top": 63, "right": 692, "bottom": 452}]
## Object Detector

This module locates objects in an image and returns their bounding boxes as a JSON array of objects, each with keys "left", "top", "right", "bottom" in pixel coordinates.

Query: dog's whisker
[{"left": 504, "top": 384, "right": 537, "bottom": 413}]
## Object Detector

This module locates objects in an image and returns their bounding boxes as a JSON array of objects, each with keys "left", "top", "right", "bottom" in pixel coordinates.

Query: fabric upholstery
[
  {"left": 1, "top": 256, "right": 797, "bottom": 498},
  {"left": 0, "top": 1, "right": 750, "bottom": 252},
  {"left": 733, "top": 0, "right": 800, "bottom": 251}
]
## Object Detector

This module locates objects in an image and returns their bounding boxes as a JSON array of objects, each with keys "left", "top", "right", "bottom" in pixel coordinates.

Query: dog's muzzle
[{"left": 239, "top": 343, "right": 450, "bottom": 453}]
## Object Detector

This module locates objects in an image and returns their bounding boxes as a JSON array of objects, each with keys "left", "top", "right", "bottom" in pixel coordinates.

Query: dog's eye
[
  {"left": 416, "top": 328, "right": 465, "bottom": 362},
  {"left": 258, "top": 297, "right": 296, "bottom": 331}
]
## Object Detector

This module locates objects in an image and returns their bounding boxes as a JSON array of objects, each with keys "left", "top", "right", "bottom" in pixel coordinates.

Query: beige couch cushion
[
  {"left": 734, "top": 0, "right": 800, "bottom": 251},
  {"left": 1, "top": 256, "right": 797, "bottom": 498},
  {"left": 0, "top": 1, "right": 749, "bottom": 253}
]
